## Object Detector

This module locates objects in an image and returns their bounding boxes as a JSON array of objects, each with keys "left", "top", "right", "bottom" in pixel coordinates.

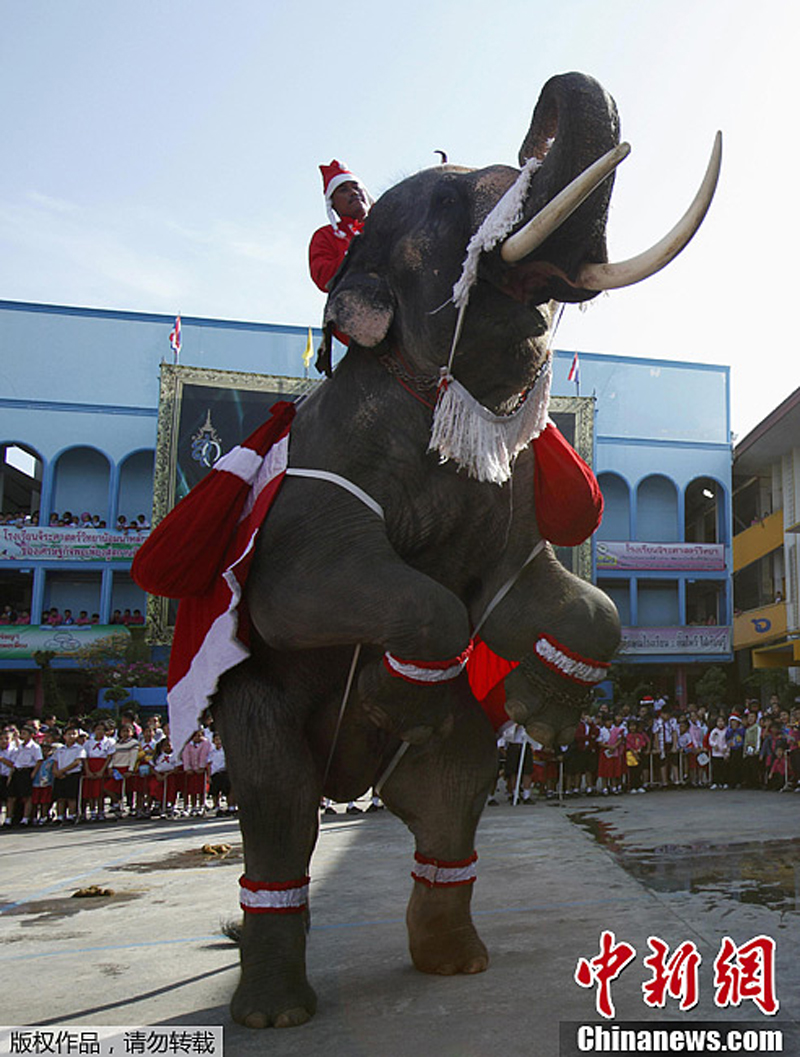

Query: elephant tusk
[
  {"left": 500, "top": 142, "right": 631, "bottom": 264},
  {"left": 576, "top": 131, "right": 722, "bottom": 291}
]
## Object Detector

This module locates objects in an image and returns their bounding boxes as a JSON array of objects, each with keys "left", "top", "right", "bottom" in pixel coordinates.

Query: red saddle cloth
[{"left": 132, "top": 401, "right": 296, "bottom": 753}]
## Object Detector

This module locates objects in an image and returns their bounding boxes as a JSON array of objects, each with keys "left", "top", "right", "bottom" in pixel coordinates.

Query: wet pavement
[{"left": 1, "top": 789, "right": 799, "bottom": 1055}]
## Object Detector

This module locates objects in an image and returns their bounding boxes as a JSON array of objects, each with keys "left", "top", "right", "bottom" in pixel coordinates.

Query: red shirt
[{"left": 308, "top": 219, "right": 362, "bottom": 293}]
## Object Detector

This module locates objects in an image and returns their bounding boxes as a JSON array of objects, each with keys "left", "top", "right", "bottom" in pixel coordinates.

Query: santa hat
[{"left": 320, "top": 160, "right": 370, "bottom": 238}]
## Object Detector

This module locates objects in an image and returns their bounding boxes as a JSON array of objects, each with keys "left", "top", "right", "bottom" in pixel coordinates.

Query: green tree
[
  {"left": 32, "top": 650, "right": 67, "bottom": 718},
  {"left": 694, "top": 665, "right": 729, "bottom": 708}
]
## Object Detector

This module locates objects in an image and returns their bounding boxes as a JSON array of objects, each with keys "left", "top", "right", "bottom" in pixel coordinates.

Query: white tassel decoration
[{"left": 428, "top": 357, "right": 552, "bottom": 484}]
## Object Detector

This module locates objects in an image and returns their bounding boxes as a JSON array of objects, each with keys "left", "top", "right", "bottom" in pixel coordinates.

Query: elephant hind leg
[
  {"left": 214, "top": 660, "right": 320, "bottom": 1029},
  {"left": 380, "top": 688, "right": 497, "bottom": 976}
]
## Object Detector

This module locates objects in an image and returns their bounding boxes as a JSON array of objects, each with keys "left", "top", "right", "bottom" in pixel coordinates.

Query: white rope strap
[
  {"left": 285, "top": 467, "right": 385, "bottom": 521},
  {"left": 472, "top": 539, "right": 547, "bottom": 640}
]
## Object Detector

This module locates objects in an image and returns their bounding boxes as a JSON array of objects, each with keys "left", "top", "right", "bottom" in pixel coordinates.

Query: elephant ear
[{"left": 324, "top": 238, "right": 395, "bottom": 349}]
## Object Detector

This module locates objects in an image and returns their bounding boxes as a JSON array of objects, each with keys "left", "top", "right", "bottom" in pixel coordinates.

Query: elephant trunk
[{"left": 514, "top": 72, "right": 622, "bottom": 288}]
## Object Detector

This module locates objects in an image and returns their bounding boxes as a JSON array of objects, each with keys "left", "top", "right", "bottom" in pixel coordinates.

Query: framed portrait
[{"left": 146, "top": 363, "right": 316, "bottom": 643}]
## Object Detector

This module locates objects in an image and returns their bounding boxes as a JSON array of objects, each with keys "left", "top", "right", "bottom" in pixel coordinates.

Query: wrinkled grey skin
[{"left": 213, "top": 72, "right": 622, "bottom": 1029}]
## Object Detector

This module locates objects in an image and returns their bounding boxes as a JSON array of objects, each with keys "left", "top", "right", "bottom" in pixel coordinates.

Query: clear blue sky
[{"left": 1, "top": 0, "right": 797, "bottom": 438}]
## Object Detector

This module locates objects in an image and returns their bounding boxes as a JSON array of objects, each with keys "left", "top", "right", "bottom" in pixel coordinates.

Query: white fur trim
[
  {"left": 213, "top": 445, "right": 265, "bottom": 484},
  {"left": 240, "top": 435, "right": 290, "bottom": 520},
  {"left": 384, "top": 651, "right": 469, "bottom": 684},
  {"left": 428, "top": 357, "right": 551, "bottom": 484},
  {"left": 412, "top": 854, "right": 477, "bottom": 887},
  {"left": 239, "top": 881, "right": 309, "bottom": 911},
  {"left": 168, "top": 445, "right": 289, "bottom": 755},
  {"left": 325, "top": 172, "right": 362, "bottom": 201},
  {"left": 534, "top": 635, "right": 609, "bottom": 685}
]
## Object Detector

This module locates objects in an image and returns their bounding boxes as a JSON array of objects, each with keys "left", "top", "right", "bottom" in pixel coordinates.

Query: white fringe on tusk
[{"left": 428, "top": 357, "right": 552, "bottom": 484}]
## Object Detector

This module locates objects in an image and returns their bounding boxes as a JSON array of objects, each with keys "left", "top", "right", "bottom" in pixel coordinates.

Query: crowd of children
[
  {"left": 492, "top": 694, "right": 800, "bottom": 803},
  {"left": 0, "top": 710, "right": 233, "bottom": 827},
  {"left": 3, "top": 694, "right": 798, "bottom": 825},
  {"left": 0, "top": 510, "right": 150, "bottom": 532}
]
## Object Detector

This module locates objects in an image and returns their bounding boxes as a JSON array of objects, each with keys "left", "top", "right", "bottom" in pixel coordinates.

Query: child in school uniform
[
  {"left": 31, "top": 743, "right": 56, "bottom": 825},
  {"left": 5, "top": 725, "right": 43, "bottom": 826},
  {"left": 767, "top": 743, "right": 792, "bottom": 790},
  {"left": 596, "top": 717, "right": 626, "bottom": 795},
  {"left": 0, "top": 729, "right": 13, "bottom": 823},
  {"left": 152, "top": 737, "right": 181, "bottom": 817},
  {"left": 105, "top": 723, "right": 140, "bottom": 816},
  {"left": 52, "top": 725, "right": 87, "bottom": 823},
  {"left": 208, "top": 732, "right": 234, "bottom": 815},
  {"left": 82, "top": 721, "right": 115, "bottom": 821},
  {"left": 624, "top": 720, "right": 649, "bottom": 793},
  {"left": 181, "top": 729, "right": 212, "bottom": 816}
]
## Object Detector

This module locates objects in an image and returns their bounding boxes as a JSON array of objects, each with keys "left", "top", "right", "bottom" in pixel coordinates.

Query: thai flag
[
  {"left": 169, "top": 314, "right": 182, "bottom": 361},
  {"left": 567, "top": 352, "right": 580, "bottom": 384}
]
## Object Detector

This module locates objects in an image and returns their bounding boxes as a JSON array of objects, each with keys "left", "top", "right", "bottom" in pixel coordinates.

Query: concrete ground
[{"left": 1, "top": 788, "right": 799, "bottom": 1056}]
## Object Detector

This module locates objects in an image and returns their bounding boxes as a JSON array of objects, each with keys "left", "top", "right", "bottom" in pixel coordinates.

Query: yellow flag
[{"left": 302, "top": 327, "right": 314, "bottom": 369}]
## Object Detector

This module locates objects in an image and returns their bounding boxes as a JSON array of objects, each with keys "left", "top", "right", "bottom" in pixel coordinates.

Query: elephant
[{"left": 137, "top": 71, "right": 720, "bottom": 1029}]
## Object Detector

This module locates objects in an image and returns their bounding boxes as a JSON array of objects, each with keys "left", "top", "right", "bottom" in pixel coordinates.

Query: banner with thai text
[
  {"left": 596, "top": 540, "right": 725, "bottom": 571},
  {"left": 0, "top": 625, "right": 130, "bottom": 660},
  {"left": 618, "top": 626, "right": 732, "bottom": 655},
  {"left": 0, "top": 526, "right": 147, "bottom": 562}
]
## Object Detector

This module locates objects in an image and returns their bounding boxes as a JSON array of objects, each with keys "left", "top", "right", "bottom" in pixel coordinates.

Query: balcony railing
[
  {"left": 733, "top": 601, "right": 787, "bottom": 650},
  {"left": 732, "top": 510, "right": 783, "bottom": 572}
]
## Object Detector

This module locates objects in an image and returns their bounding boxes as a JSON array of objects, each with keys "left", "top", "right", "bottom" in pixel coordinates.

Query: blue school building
[{"left": 0, "top": 298, "right": 733, "bottom": 715}]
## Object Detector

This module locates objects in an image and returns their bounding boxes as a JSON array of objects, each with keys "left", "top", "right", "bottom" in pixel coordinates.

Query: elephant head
[{"left": 325, "top": 72, "right": 719, "bottom": 416}]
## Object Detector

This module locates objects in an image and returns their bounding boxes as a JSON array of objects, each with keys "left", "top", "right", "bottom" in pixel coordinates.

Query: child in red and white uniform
[
  {"left": 152, "top": 737, "right": 182, "bottom": 817},
  {"left": 596, "top": 717, "right": 626, "bottom": 795},
  {"left": 767, "top": 744, "right": 792, "bottom": 790},
  {"left": 181, "top": 729, "right": 212, "bottom": 816},
  {"left": 105, "top": 723, "right": 139, "bottom": 816},
  {"left": 82, "top": 721, "right": 115, "bottom": 820},
  {"left": 624, "top": 720, "right": 649, "bottom": 793}
]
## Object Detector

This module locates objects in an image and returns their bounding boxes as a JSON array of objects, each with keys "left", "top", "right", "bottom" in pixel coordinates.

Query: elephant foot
[
  {"left": 358, "top": 663, "right": 457, "bottom": 744},
  {"left": 231, "top": 912, "right": 317, "bottom": 1029},
  {"left": 503, "top": 662, "right": 588, "bottom": 749},
  {"left": 231, "top": 974, "right": 317, "bottom": 1029},
  {"left": 406, "top": 880, "right": 488, "bottom": 976}
]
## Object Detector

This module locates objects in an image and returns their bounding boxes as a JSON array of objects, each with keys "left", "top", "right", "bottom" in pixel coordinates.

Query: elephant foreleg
[
  {"left": 214, "top": 661, "right": 320, "bottom": 1029},
  {"left": 380, "top": 691, "right": 497, "bottom": 975}
]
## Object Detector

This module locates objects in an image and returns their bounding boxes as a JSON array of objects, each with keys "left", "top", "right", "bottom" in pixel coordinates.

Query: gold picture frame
[{"left": 146, "top": 363, "right": 315, "bottom": 644}]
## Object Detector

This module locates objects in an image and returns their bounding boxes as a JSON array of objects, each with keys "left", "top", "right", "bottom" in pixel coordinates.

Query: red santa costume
[{"left": 308, "top": 160, "right": 371, "bottom": 295}]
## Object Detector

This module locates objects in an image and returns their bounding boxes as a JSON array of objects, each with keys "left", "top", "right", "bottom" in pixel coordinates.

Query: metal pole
[{"left": 513, "top": 731, "right": 527, "bottom": 806}]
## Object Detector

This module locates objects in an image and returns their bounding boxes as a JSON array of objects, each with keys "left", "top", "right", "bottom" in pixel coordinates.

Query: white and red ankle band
[
  {"left": 534, "top": 633, "right": 609, "bottom": 686},
  {"left": 239, "top": 875, "right": 310, "bottom": 914},
  {"left": 384, "top": 644, "right": 473, "bottom": 685},
  {"left": 411, "top": 850, "right": 478, "bottom": 888}
]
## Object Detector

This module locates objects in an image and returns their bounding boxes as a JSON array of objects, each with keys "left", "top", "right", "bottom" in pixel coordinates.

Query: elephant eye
[{"left": 428, "top": 183, "right": 468, "bottom": 232}]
